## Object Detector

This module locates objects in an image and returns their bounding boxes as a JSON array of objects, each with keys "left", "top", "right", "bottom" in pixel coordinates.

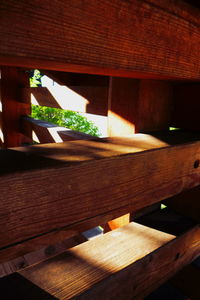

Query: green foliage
[
  {"left": 30, "top": 69, "right": 42, "bottom": 87},
  {"left": 31, "top": 105, "right": 100, "bottom": 137}
]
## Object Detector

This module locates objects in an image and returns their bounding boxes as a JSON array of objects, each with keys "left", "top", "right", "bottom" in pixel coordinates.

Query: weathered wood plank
[
  {"left": 0, "top": 205, "right": 129, "bottom": 263},
  {"left": 0, "top": 1, "right": 200, "bottom": 79},
  {"left": 2, "top": 222, "right": 198, "bottom": 300},
  {"left": 0, "top": 132, "right": 200, "bottom": 252},
  {"left": 26, "top": 86, "right": 108, "bottom": 116},
  {"left": 0, "top": 235, "right": 85, "bottom": 278}
]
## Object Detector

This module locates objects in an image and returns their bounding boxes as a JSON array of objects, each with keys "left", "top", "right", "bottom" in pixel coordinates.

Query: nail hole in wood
[
  {"left": 175, "top": 253, "right": 180, "bottom": 261},
  {"left": 194, "top": 160, "right": 200, "bottom": 169}
]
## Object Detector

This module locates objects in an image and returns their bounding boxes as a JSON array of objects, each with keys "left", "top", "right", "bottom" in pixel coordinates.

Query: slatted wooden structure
[{"left": 0, "top": 0, "right": 200, "bottom": 299}]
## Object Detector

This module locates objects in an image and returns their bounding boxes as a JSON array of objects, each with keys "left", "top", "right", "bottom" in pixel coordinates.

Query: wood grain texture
[
  {"left": 0, "top": 205, "right": 130, "bottom": 263},
  {"left": 0, "top": 67, "right": 31, "bottom": 147},
  {"left": 0, "top": 235, "right": 85, "bottom": 278},
  {"left": 0, "top": 132, "right": 200, "bottom": 252},
  {"left": 26, "top": 86, "right": 108, "bottom": 116},
  {"left": 13, "top": 223, "right": 200, "bottom": 299},
  {"left": 0, "top": 1, "right": 200, "bottom": 79}
]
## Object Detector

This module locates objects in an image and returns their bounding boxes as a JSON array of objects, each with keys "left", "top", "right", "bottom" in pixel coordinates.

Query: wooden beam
[
  {"left": 26, "top": 86, "right": 108, "bottom": 116},
  {"left": 1, "top": 222, "right": 199, "bottom": 299},
  {"left": 21, "top": 117, "right": 98, "bottom": 144},
  {"left": 171, "top": 83, "right": 200, "bottom": 130},
  {"left": 0, "top": 1, "right": 200, "bottom": 79},
  {"left": 0, "top": 67, "right": 31, "bottom": 147},
  {"left": 0, "top": 132, "right": 200, "bottom": 252},
  {"left": 0, "top": 235, "right": 85, "bottom": 277},
  {"left": 41, "top": 71, "right": 109, "bottom": 87},
  {"left": 136, "top": 80, "right": 173, "bottom": 133},
  {"left": 108, "top": 77, "right": 138, "bottom": 136},
  {"left": 0, "top": 205, "right": 130, "bottom": 263},
  {"left": 107, "top": 77, "right": 139, "bottom": 229},
  {"left": 107, "top": 79, "right": 173, "bottom": 228}
]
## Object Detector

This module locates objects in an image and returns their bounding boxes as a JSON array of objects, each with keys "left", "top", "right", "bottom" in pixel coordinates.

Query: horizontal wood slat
[
  {"left": 41, "top": 71, "right": 109, "bottom": 87},
  {"left": 0, "top": 132, "right": 200, "bottom": 254},
  {"left": 26, "top": 86, "right": 108, "bottom": 116},
  {"left": 21, "top": 117, "right": 98, "bottom": 144},
  {"left": 0, "top": 206, "right": 130, "bottom": 263},
  {"left": 0, "top": 1, "right": 200, "bottom": 79},
  {"left": 1, "top": 221, "right": 199, "bottom": 299}
]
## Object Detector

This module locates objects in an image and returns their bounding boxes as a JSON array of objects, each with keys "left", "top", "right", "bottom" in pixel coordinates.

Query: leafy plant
[
  {"left": 31, "top": 105, "right": 100, "bottom": 137},
  {"left": 30, "top": 69, "right": 42, "bottom": 87},
  {"left": 29, "top": 70, "right": 100, "bottom": 136}
]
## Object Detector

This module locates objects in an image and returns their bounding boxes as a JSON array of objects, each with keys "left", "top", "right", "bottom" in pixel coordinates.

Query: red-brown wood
[
  {"left": 106, "top": 77, "right": 140, "bottom": 230},
  {"left": 136, "top": 80, "right": 173, "bottom": 132},
  {"left": 0, "top": 1, "right": 200, "bottom": 79},
  {"left": 0, "top": 67, "right": 31, "bottom": 148}
]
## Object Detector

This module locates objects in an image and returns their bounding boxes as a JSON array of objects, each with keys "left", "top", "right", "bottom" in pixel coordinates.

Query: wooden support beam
[
  {"left": 107, "top": 77, "right": 138, "bottom": 230},
  {"left": 0, "top": 235, "right": 85, "bottom": 278},
  {"left": 0, "top": 132, "right": 200, "bottom": 254},
  {"left": 171, "top": 83, "right": 200, "bottom": 130},
  {"left": 136, "top": 80, "right": 173, "bottom": 133},
  {"left": 26, "top": 86, "right": 108, "bottom": 116},
  {"left": 21, "top": 117, "right": 98, "bottom": 144},
  {"left": 108, "top": 77, "right": 138, "bottom": 136},
  {"left": 107, "top": 79, "right": 173, "bottom": 229},
  {"left": 0, "top": 205, "right": 129, "bottom": 263},
  {"left": 0, "top": 1, "right": 200, "bottom": 79},
  {"left": 1, "top": 221, "right": 199, "bottom": 299},
  {"left": 41, "top": 70, "right": 109, "bottom": 87},
  {"left": 0, "top": 67, "right": 31, "bottom": 147}
]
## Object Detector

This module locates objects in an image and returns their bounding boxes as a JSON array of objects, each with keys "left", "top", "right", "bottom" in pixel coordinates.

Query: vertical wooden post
[
  {"left": 107, "top": 77, "right": 139, "bottom": 136},
  {"left": 0, "top": 67, "right": 31, "bottom": 148},
  {"left": 165, "top": 83, "right": 200, "bottom": 222},
  {"left": 104, "top": 77, "right": 139, "bottom": 231},
  {"left": 105, "top": 78, "right": 173, "bottom": 231},
  {"left": 136, "top": 80, "right": 173, "bottom": 133}
]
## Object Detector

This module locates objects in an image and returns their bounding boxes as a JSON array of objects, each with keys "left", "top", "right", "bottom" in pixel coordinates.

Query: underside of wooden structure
[{"left": 0, "top": 0, "right": 200, "bottom": 299}]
